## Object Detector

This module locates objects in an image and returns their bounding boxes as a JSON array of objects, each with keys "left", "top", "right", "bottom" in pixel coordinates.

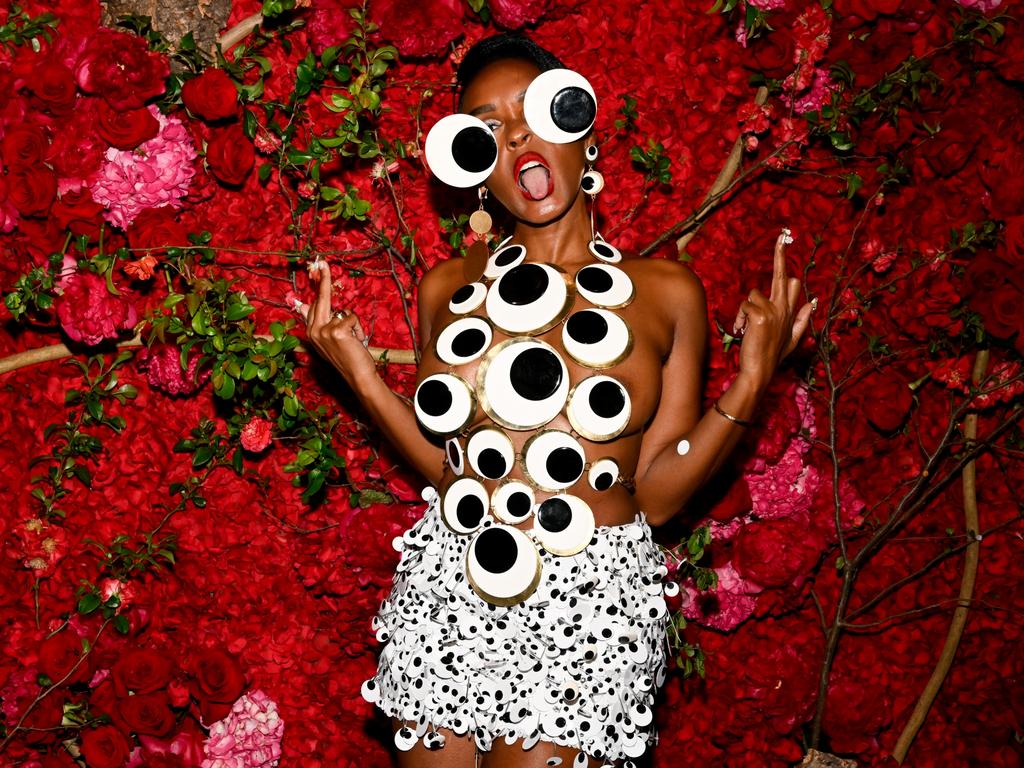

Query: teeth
[{"left": 520, "top": 161, "right": 543, "bottom": 172}]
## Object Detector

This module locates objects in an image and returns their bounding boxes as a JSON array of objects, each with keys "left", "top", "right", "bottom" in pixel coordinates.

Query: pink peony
[
  {"left": 781, "top": 66, "right": 839, "bottom": 114},
  {"left": 57, "top": 270, "right": 138, "bottom": 346},
  {"left": 89, "top": 106, "right": 197, "bottom": 229},
  {"left": 138, "top": 344, "right": 210, "bottom": 396},
  {"left": 240, "top": 418, "right": 273, "bottom": 453},
  {"left": 75, "top": 28, "right": 170, "bottom": 111},
  {"left": 682, "top": 562, "right": 762, "bottom": 631},
  {"left": 747, "top": 0, "right": 786, "bottom": 9},
  {"left": 202, "top": 690, "right": 284, "bottom": 768}
]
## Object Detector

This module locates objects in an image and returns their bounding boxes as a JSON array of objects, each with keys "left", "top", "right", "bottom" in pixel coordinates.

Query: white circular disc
[
  {"left": 485, "top": 263, "right": 572, "bottom": 335},
  {"left": 574, "top": 263, "right": 634, "bottom": 308},
  {"left": 477, "top": 338, "right": 570, "bottom": 431},
  {"left": 441, "top": 476, "right": 489, "bottom": 534},
  {"left": 561, "top": 308, "right": 632, "bottom": 368},
  {"left": 424, "top": 113, "right": 497, "bottom": 188},
  {"left": 490, "top": 480, "right": 536, "bottom": 524},
  {"left": 522, "top": 68, "right": 597, "bottom": 144},
  {"left": 587, "top": 457, "right": 619, "bottom": 492},
  {"left": 414, "top": 373, "right": 476, "bottom": 436},
  {"left": 676, "top": 439, "right": 690, "bottom": 456},
  {"left": 434, "top": 316, "right": 493, "bottom": 366},
  {"left": 466, "top": 524, "right": 542, "bottom": 605},
  {"left": 448, "top": 282, "right": 487, "bottom": 315},
  {"left": 533, "top": 494, "right": 595, "bottom": 556},
  {"left": 466, "top": 426, "right": 516, "bottom": 480},
  {"left": 445, "top": 437, "right": 465, "bottom": 476},
  {"left": 566, "top": 375, "right": 631, "bottom": 441},
  {"left": 588, "top": 236, "right": 622, "bottom": 263},
  {"left": 522, "top": 429, "right": 586, "bottom": 492},
  {"left": 484, "top": 243, "right": 527, "bottom": 280}
]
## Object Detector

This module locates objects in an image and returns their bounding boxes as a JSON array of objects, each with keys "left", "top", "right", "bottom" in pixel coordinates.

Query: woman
[{"left": 302, "top": 33, "right": 811, "bottom": 768}]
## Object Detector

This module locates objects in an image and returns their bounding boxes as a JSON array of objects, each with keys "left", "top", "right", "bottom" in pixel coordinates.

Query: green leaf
[
  {"left": 113, "top": 615, "right": 131, "bottom": 634},
  {"left": 225, "top": 302, "right": 255, "bottom": 322},
  {"left": 77, "top": 593, "right": 101, "bottom": 615}
]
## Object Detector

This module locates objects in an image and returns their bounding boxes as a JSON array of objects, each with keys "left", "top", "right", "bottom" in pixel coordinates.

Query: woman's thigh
[
  {"left": 393, "top": 721, "right": 477, "bottom": 768},
  {"left": 481, "top": 737, "right": 609, "bottom": 768}
]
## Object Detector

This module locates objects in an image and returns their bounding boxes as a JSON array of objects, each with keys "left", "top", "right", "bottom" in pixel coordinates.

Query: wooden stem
[
  {"left": 891, "top": 348, "right": 989, "bottom": 763},
  {"left": 217, "top": 11, "right": 263, "bottom": 56}
]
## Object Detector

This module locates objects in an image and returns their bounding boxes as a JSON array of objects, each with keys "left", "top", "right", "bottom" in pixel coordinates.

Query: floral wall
[{"left": 1, "top": 0, "right": 1022, "bottom": 766}]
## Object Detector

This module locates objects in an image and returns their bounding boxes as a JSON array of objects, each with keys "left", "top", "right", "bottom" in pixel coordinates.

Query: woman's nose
[{"left": 506, "top": 123, "right": 531, "bottom": 149}]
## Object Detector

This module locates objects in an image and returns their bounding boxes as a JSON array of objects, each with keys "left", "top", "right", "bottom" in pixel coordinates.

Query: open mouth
[{"left": 514, "top": 153, "right": 553, "bottom": 201}]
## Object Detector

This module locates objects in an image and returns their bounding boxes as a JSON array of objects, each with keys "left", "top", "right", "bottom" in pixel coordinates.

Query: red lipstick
[{"left": 514, "top": 152, "right": 553, "bottom": 201}]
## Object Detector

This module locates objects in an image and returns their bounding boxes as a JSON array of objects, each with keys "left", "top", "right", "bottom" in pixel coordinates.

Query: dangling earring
[
  {"left": 463, "top": 186, "right": 492, "bottom": 282},
  {"left": 582, "top": 144, "right": 621, "bottom": 264},
  {"left": 469, "top": 186, "right": 493, "bottom": 237}
]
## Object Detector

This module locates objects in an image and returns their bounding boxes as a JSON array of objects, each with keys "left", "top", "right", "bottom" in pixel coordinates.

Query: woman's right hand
[{"left": 300, "top": 261, "right": 378, "bottom": 389}]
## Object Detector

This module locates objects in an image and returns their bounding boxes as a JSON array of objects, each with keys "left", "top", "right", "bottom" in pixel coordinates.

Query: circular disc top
[
  {"left": 485, "top": 263, "right": 573, "bottom": 335},
  {"left": 477, "top": 338, "right": 570, "bottom": 431},
  {"left": 466, "top": 525, "right": 542, "bottom": 605},
  {"left": 414, "top": 373, "right": 476, "bottom": 436}
]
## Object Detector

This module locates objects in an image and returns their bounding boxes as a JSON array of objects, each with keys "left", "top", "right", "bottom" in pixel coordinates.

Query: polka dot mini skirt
[{"left": 361, "top": 489, "right": 671, "bottom": 762}]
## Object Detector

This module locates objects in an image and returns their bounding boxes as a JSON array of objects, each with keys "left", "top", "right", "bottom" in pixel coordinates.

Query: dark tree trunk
[{"left": 100, "top": 0, "right": 233, "bottom": 60}]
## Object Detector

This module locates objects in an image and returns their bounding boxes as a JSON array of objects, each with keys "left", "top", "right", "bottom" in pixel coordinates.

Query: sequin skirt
[{"left": 361, "top": 489, "right": 670, "bottom": 761}]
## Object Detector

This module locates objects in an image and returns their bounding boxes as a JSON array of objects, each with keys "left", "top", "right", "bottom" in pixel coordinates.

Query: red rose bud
[
  {"left": 112, "top": 648, "right": 173, "bottom": 696},
  {"left": 96, "top": 100, "right": 160, "bottom": 150},
  {"left": 117, "top": 690, "right": 175, "bottom": 737},
  {"left": 206, "top": 125, "right": 255, "bottom": 186},
  {"left": 181, "top": 68, "right": 239, "bottom": 122},
  {"left": 80, "top": 725, "right": 132, "bottom": 768}
]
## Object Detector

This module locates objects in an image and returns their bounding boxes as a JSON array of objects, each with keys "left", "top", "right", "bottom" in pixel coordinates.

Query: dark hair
[{"left": 456, "top": 33, "right": 564, "bottom": 105}]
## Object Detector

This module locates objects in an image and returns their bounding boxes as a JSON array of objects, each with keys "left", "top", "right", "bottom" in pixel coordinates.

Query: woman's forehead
[{"left": 461, "top": 58, "right": 543, "bottom": 113}]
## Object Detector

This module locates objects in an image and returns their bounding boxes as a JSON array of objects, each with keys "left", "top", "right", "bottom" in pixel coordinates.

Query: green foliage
[
  {"left": 630, "top": 139, "right": 673, "bottom": 185},
  {"left": 113, "top": 14, "right": 170, "bottom": 51},
  {"left": 4, "top": 251, "right": 64, "bottom": 320},
  {"left": 664, "top": 525, "right": 716, "bottom": 679},
  {"left": 615, "top": 94, "right": 639, "bottom": 132},
  {"left": 0, "top": 4, "right": 58, "bottom": 52}
]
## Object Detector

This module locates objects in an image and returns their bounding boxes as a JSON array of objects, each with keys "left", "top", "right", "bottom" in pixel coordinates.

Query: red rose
[
  {"left": 860, "top": 369, "right": 913, "bottom": 433},
  {"left": 117, "top": 691, "right": 175, "bottom": 736},
  {"left": 111, "top": 648, "right": 173, "bottom": 696},
  {"left": 708, "top": 473, "right": 753, "bottom": 523},
  {"left": 39, "top": 751, "right": 79, "bottom": 767},
  {"left": 240, "top": 417, "right": 273, "bottom": 452},
  {"left": 922, "top": 112, "right": 975, "bottom": 178},
  {"left": 306, "top": 0, "right": 360, "bottom": 55},
  {"left": 832, "top": 0, "right": 903, "bottom": 22},
  {"left": 731, "top": 518, "right": 823, "bottom": 589},
  {"left": 29, "top": 58, "right": 79, "bottom": 115},
  {"left": 16, "top": 688, "right": 66, "bottom": 745},
  {"left": 976, "top": 282, "right": 1024, "bottom": 340},
  {"left": 205, "top": 125, "right": 255, "bottom": 186},
  {"left": 127, "top": 206, "right": 188, "bottom": 256},
  {"left": 80, "top": 725, "right": 132, "bottom": 768},
  {"left": 96, "top": 101, "right": 160, "bottom": 150},
  {"left": 745, "top": 26, "right": 796, "bottom": 76},
  {"left": 56, "top": 270, "right": 138, "bottom": 347},
  {"left": 51, "top": 188, "right": 106, "bottom": 238},
  {"left": 1, "top": 125, "right": 50, "bottom": 167},
  {"left": 75, "top": 28, "right": 170, "bottom": 111},
  {"left": 370, "top": 0, "right": 463, "bottom": 57},
  {"left": 964, "top": 250, "right": 1010, "bottom": 299},
  {"left": 189, "top": 648, "right": 245, "bottom": 723},
  {"left": 886, "top": 264, "right": 962, "bottom": 340},
  {"left": 39, "top": 631, "right": 91, "bottom": 686},
  {"left": 6, "top": 165, "right": 57, "bottom": 216},
  {"left": 980, "top": 138, "right": 1024, "bottom": 220},
  {"left": 89, "top": 678, "right": 119, "bottom": 719},
  {"left": 181, "top": 68, "right": 239, "bottom": 122},
  {"left": 489, "top": 0, "right": 551, "bottom": 29}
]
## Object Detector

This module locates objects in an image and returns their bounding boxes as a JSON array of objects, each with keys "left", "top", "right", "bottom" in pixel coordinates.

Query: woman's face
[{"left": 461, "top": 57, "right": 591, "bottom": 225}]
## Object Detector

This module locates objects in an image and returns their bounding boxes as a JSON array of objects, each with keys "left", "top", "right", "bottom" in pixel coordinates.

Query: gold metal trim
[
  {"left": 533, "top": 494, "right": 595, "bottom": 556},
  {"left": 475, "top": 338, "right": 568, "bottom": 431},
  {"left": 574, "top": 264, "right": 635, "bottom": 310},
  {"left": 566, "top": 375, "right": 631, "bottom": 442},
  {"left": 490, "top": 478, "right": 536, "bottom": 524},
  {"left": 561, "top": 309, "right": 634, "bottom": 370},
  {"left": 415, "top": 372, "right": 478, "bottom": 437},
  {"left": 465, "top": 424, "right": 515, "bottom": 480},
  {"left": 465, "top": 528, "right": 542, "bottom": 606},
  {"left": 432, "top": 315, "right": 494, "bottom": 367},
  {"left": 487, "top": 263, "right": 577, "bottom": 336},
  {"left": 521, "top": 428, "right": 586, "bottom": 492}
]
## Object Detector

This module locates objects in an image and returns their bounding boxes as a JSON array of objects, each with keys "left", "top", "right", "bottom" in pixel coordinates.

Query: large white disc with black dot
[{"left": 466, "top": 524, "right": 542, "bottom": 605}]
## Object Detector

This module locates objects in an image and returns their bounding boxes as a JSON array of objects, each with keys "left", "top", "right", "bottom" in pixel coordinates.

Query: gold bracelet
[{"left": 714, "top": 400, "right": 755, "bottom": 428}]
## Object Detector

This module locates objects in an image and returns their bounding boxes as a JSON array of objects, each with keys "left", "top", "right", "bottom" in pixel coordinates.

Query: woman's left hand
[{"left": 732, "top": 229, "right": 814, "bottom": 389}]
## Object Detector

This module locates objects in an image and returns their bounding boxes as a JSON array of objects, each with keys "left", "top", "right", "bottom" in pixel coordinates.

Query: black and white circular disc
[
  {"left": 414, "top": 373, "right": 476, "bottom": 436},
  {"left": 434, "top": 316, "right": 493, "bottom": 366},
  {"left": 485, "top": 263, "right": 573, "bottom": 335},
  {"left": 522, "top": 430, "right": 586, "bottom": 492},
  {"left": 448, "top": 282, "right": 487, "bottom": 315},
  {"left": 588, "top": 236, "right": 622, "bottom": 264},
  {"left": 522, "top": 69, "right": 597, "bottom": 144},
  {"left": 477, "top": 338, "right": 570, "bottom": 430},
  {"left": 567, "top": 375, "right": 631, "bottom": 441},
  {"left": 587, "top": 457, "right": 619, "bottom": 491},
  {"left": 466, "top": 426, "right": 516, "bottom": 480},
  {"left": 441, "top": 476, "right": 489, "bottom": 534},
  {"left": 491, "top": 480, "right": 536, "bottom": 524},
  {"left": 533, "top": 494, "right": 595, "bottom": 556},
  {"left": 424, "top": 113, "right": 498, "bottom": 188},
  {"left": 574, "top": 264, "right": 634, "bottom": 308},
  {"left": 466, "top": 525, "right": 542, "bottom": 605},
  {"left": 445, "top": 437, "right": 465, "bottom": 476},
  {"left": 561, "top": 308, "right": 632, "bottom": 369},
  {"left": 484, "top": 243, "right": 527, "bottom": 280}
]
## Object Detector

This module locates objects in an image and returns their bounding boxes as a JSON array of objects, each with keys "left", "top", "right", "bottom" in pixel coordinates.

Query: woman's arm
[
  {"left": 634, "top": 231, "right": 812, "bottom": 525},
  {"left": 302, "top": 261, "right": 447, "bottom": 486}
]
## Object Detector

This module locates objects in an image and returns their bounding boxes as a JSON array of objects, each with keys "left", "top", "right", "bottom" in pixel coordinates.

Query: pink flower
[
  {"left": 99, "top": 579, "right": 134, "bottom": 614},
  {"left": 138, "top": 344, "right": 210, "bottom": 396},
  {"left": 489, "top": 0, "right": 552, "bottom": 29},
  {"left": 781, "top": 66, "right": 838, "bottom": 114},
  {"left": 89, "top": 106, "right": 197, "bottom": 229},
  {"left": 202, "top": 690, "right": 284, "bottom": 768},
  {"left": 953, "top": 0, "right": 1002, "bottom": 9},
  {"left": 56, "top": 271, "right": 138, "bottom": 346},
  {"left": 682, "top": 562, "right": 762, "bottom": 631},
  {"left": 240, "top": 418, "right": 273, "bottom": 453},
  {"left": 747, "top": 0, "right": 785, "bottom": 9}
]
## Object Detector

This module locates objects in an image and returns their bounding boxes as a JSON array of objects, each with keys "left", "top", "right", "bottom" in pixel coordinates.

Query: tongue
[{"left": 520, "top": 166, "right": 550, "bottom": 200}]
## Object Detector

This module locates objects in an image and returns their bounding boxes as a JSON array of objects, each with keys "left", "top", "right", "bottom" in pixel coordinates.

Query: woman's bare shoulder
[{"left": 622, "top": 256, "right": 706, "bottom": 311}]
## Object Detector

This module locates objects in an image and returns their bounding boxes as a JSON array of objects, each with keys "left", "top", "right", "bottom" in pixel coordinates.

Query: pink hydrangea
[
  {"left": 747, "top": 0, "right": 786, "bottom": 9},
  {"left": 682, "top": 562, "right": 762, "bottom": 631},
  {"left": 57, "top": 270, "right": 138, "bottom": 346},
  {"left": 89, "top": 105, "right": 196, "bottom": 229},
  {"left": 138, "top": 344, "right": 209, "bottom": 396},
  {"left": 781, "top": 66, "right": 839, "bottom": 114},
  {"left": 240, "top": 418, "right": 273, "bottom": 453},
  {"left": 202, "top": 690, "right": 284, "bottom": 768},
  {"left": 954, "top": 0, "right": 1002, "bottom": 9}
]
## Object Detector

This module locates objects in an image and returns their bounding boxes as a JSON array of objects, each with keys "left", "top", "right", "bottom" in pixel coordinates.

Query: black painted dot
[
  {"left": 477, "top": 448, "right": 507, "bottom": 479},
  {"left": 567, "top": 310, "right": 608, "bottom": 345},
  {"left": 451, "top": 284, "right": 474, "bottom": 305},
  {"left": 452, "top": 328, "right": 486, "bottom": 358},
  {"left": 497, "top": 263, "right": 548, "bottom": 306},
  {"left": 507, "top": 491, "right": 531, "bottom": 518},
  {"left": 595, "top": 471, "right": 614, "bottom": 491},
  {"left": 417, "top": 379, "right": 452, "bottom": 417},
  {"left": 551, "top": 88, "right": 596, "bottom": 133},
  {"left": 474, "top": 527, "right": 517, "bottom": 573},
  {"left": 592, "top": 240, "right": 616, "bottom": 259},
  {"left": 590, "top": 380, "right": 625, "bottom": 418},
  {"left": 494, "top": 245, "right": 524, "bottom": 267},
  {"left": 447, "top": 441, "right": 461, "bottom": 467},
  {"left": 452, "top": 126, "right": 496, "bottom": 173},
  {"left": 538, "top": 497, "right": 572, "bottom": 533},
  {"left": 577, "top": 265, "right": 612, "bottom": 293},
  {"left": 547, "top": 447, "right": 584, "bottom": 484},
  {"left": 509, "top": 347, "right": 562, "bottom": 401},
  {"left": 456, "top": 495, "right": 484, "bottom": 529}
]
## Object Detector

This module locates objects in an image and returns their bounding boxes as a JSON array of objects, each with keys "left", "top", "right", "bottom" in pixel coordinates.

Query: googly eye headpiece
[
  {"left": 523, "top": 68, "right": 597, "bottom": 144},
  {"left": 424, "top": 113, "right": 498, "bottom": 188}
]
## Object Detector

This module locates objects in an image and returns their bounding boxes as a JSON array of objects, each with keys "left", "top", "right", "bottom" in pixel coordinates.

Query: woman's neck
[{"left": 511, "top": 194, "right": 594, "bottom": 269}]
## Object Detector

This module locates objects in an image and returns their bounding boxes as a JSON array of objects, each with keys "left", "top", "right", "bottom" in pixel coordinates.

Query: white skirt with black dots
[{"left": 360, "top": 489, "right": 671, "bottom": 762}]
